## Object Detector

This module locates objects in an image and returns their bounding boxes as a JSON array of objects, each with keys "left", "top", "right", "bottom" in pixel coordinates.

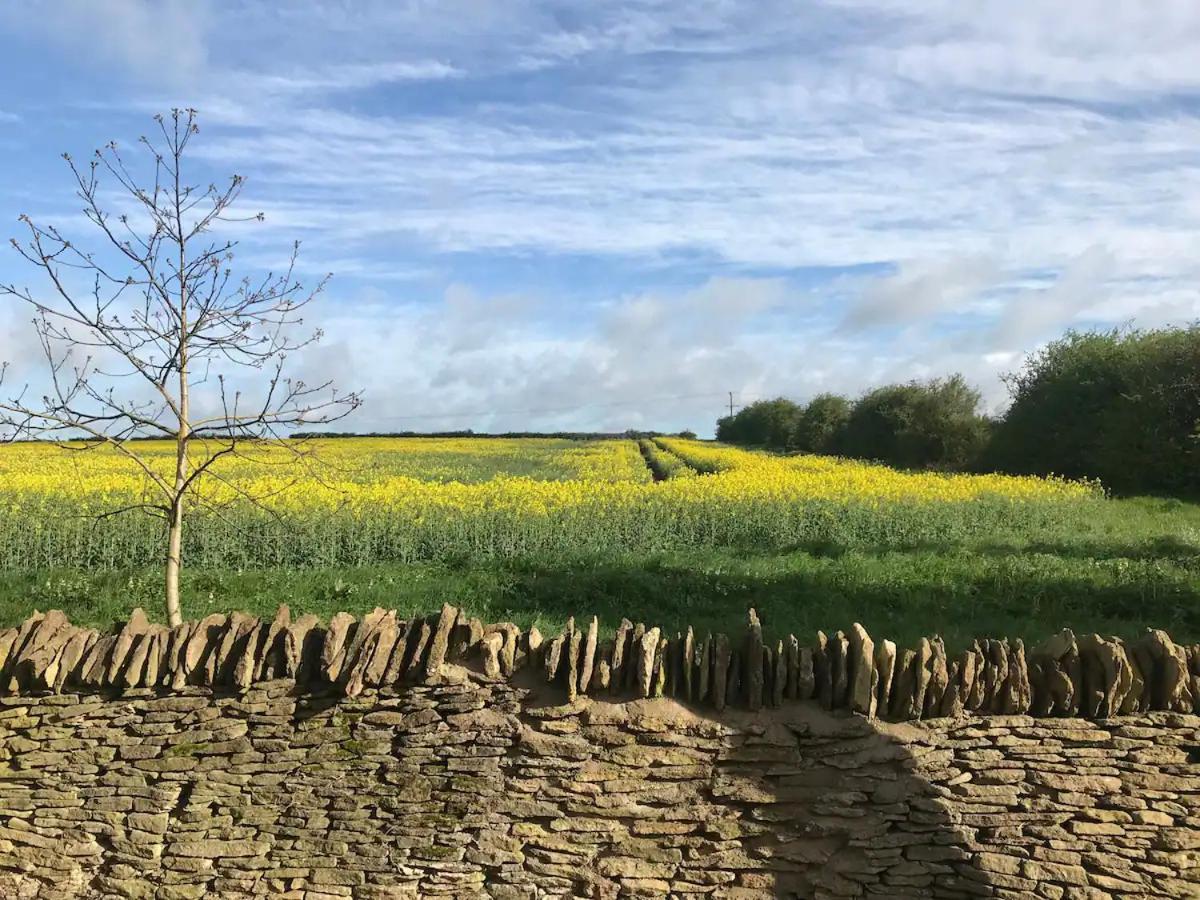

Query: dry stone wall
[
  {"left": 1, "top": 607, "right": 1199, "bottom": 898},
  {"left": 2, "top": 605, "right": 1196, "bottom": 720}
]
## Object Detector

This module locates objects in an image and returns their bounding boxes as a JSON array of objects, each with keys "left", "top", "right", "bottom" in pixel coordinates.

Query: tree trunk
[
  {"left": 167, "top": 150, "right": 190, "bottom": 630},
  {"left": 164, "top": 496, "right": 184, "bottom": 628}
]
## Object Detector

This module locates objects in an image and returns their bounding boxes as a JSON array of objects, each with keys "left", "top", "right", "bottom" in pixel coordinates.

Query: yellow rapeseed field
[{"left": 0, "top": 436, "right": 1096, "bottom": 569}]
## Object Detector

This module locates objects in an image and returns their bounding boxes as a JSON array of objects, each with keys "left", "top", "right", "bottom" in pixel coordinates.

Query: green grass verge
[{"left": 2, "top": 495, "right": 1197, "bottom": 651}]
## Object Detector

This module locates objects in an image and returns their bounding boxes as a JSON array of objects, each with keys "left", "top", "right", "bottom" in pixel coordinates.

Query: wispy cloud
[
  {"left": 0, "top": 1, "right": 1198, "bottom": 431},
  {"left": 1, "top": 0, "right": 210, "bottom": 84},
  {"left": 240, "top": 60, "right": 464, "bottom": 95}
]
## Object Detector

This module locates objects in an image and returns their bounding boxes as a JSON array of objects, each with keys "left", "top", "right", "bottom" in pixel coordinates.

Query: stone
[
  {"left": 172, "top": 839, "right": 270, "bottom": 859},
  {"left": 1078, "top": 635, "right": 1106, "bottom": 718},
  {"left": 1104, "top": 637, "right": 1134, "bottom": 717},
  {"left": 526, "top": 624, "right": 544, "bottom": 657},
  {"left": 743, "top": 609, "right": 764, "bottom": 711},
  {"left": 874, "top": 638, "right": 896, "bottom": 718},
  {"left": 626, "top": 623, "right": 646, "bottom": 692},
  {"left": 381, "top": 620, "right": 412, "bottom": 685},
  {"left": 637, "top": 627, "right": 661, "bottom": 699},
  {"left": 610, "top": 618, "right": 632, "bottom": 692},
  {"left": 652, "top": 636, "right": 668, "bottom": 698},
  {"left": 53, "top": 627, "right": 96, "bottom": 692},
  {"left": 499, "top": 623, "right": 520, "bottom": 675},
  {"left": 940, "top": 660, "right": 964, "bottom": 717},
  {"left": 9, "top": 612, "right": 74, "bottom": 690},
  {"left": 321, "top": 612, "right": 356, "bottom": 684},
  {"left": 3, "top": 610, "right": 44, "bottom": 684},
  {"left": 697, "top": 633, "right": 712, "bottom": 704},
  {"left": 566, "top": 626, "right": 582, "bottom": 702},
  {"left": 0, "top": 626, "right": 19, "bottom": 675},
  {"left": 1045, "top": 658, "right": 1075, "bottom": 716},
  {"left": 1006, "top": 638, "right": 1031, "bottom": 714},
  {"left": 830, "top": 630, "right": 849, "bottom": 709},
  {"left": 665, "top": 631, "right": 680, "bottom": 697},
  {"left": 450, "top": 615, "right": 484, "bottom": 661},
  {"left": 481, "top": 621, "right": 519, "bottom": 677},
  {"left": 813, "top": 630, "right": 831, "bottom": 708},
  {"left": 26, "top": 623, "right": 78, "bottom": 691},
  {"left": 512, "top": 622, "right": 540, "bottom": 673},
  {"left": 211, "top": 611, "right": 259, "bottom": 686},
  {"left": 578, "top": 616, "right": 599, "bottom": 694},
  {"left": 231, "top": 618, "right": 264, "bottom": 692},
  {"left": 104, "top": 607, "right": 151, "bottom": 686},
  {"left": 964, "top": 642, "right": 986, "bottom": 710},
  {"left": 276, "top": 612, "right": 314, "bottom": 680},
  {"left": 784, "top": 634, "right": 800, "bottom": 699},
  {"left": 921, "top": 638, "right": 950, "bottom": 724},
  {"left": 403, "top": 619, "right": 433, "bottom": 682},
  {"left": 681, "top": 627, "right": 695, "bottom": 702},
  {"left": 771, "top": 639, "right": 785, "bottom": 708},
  {"left": 362, "top": 613, "right": 401, "bottom": 687},
  {"left": 725, "top": 647, "right": 741, "bottom": 708},
  {"left": 79, "top": 633, "right": 117, "bottom": 688},
  {"left": 165, "top": 620, "right": 195, "bottom": 689},
  {"left": 978, "top": 639, "right": 1002, "bottom": 712},
  {"left": 890, "top": 649, "right": 917, "bottom": 719},
  {"left": 1129, "top": 637, "right": 1154, "bottom": 712},
  {"left": 423, "top": 603, "right": 460, "bottom": 681},
  {"left": 1038, "top": 628, "right": 1077, "bottom": 660},
  {"left": 1032, "top": 630, "right": 1078, "bottom": 715},
  {"left": 912, "top": 638, "right": 932, "bottom": 719},
  {"left": 1143, "top": 628, "right": 1194, "bottom": 712},
  {"left": 345, "top": 612, "right": 399, "bottom": 697},
  {"left": 712, "top": 633, "right": 730, "bottom": 712},
  {"left": 847, "top": 623, "right": 876, "bottom": 717},
  {"left": 481, "top": 632, "right": 504, "bottom": 678},
  {"left": 254, "top": 604, "right": 291, "bottom": 681},
  {"left": 595, "top": 658, "right": 611, "bottom": 692},
  {"left": 544, "top": 635, "right": 565, "bottom": 684},
  {"left": 176, "top": 619, "right": 217, "bottom": 686},
  {"left": 139, "top": 626, "right": 170, "bottom": 689},
  {"left": 796, "top": 646, "right": 814, "bottom": 700},
  {"left": 1063, "top": 639, "right": 1083, "bottom": 716},
  {"left": 989, "top": 639, "right": 1011, "bottom": 713}
]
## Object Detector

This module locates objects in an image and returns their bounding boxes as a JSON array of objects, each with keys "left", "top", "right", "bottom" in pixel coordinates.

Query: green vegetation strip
[{"left": 4, "top": 495, "right": 1197, "bottom": 650}]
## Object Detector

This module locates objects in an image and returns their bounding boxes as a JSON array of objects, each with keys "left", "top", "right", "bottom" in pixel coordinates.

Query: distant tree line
[
  {"left": 716, "top": 325, "right": 1200, "bottom": 496},
  {"left": 292, "top": 429, "right": 699, "bottom": 441}
]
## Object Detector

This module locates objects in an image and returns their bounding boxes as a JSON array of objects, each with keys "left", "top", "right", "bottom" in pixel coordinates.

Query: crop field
[
  {"left": 0, "top": 436, "right": 1197, "bottom": 646},
  {"left": 0, "top": 436, "right": 1091, "bottom": 567}
]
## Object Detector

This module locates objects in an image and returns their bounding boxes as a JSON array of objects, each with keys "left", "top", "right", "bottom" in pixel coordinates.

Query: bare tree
[{"left": 0, "top": 109, "right": 361, "bottom": 627}]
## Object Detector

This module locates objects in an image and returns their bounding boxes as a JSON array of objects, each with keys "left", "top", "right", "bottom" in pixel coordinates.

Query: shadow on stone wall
[
  {"left": 3, "top": 676, "right": 1198, "bottom": 898},
  {"left": 2, "top": 604, "right": 1200, "bottom": 897}
]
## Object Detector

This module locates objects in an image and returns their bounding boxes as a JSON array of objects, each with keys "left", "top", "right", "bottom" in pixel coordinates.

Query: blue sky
[{"left": 1, "top": 1, "right": 1198, "bottom": 435}]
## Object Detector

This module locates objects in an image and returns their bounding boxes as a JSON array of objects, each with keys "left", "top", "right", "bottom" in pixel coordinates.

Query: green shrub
[
  {"left": 989, "top": 326, "right": 1200, "bottom": 494},
  {"left": 716, "top": 398, "right": 802, "bottom": 450},
  {"left": 836, "top": 375, "right": 990, "bottom": 471},
  {"left": 791, "top": 393, "right": 851, "bottom": 454}
]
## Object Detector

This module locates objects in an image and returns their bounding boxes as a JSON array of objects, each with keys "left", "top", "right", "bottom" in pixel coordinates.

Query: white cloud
[
  {"left": 1, "top": 0, "right": 210, "bottom": 83},
  {"left": 843, "top": 255, "right": 1004, "bottom": 330},
  {"left": 991, "top": 245, "right": 1118, "bottom": 347},
  {"left": 239, "top": 60, "right": 464, "bottom": 95},
  {"left": 3, "top": 0, "right": 1200, "bottom": 429}
]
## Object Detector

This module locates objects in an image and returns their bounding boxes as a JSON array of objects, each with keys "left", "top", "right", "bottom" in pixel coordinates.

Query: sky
[{"left": 0, "top": 1, "right": 1198, "bottom": 436}]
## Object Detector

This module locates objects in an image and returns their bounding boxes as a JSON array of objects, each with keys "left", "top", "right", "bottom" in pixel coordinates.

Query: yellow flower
[{"left": 0, "top": 436, "right": 1097, "bottom": 569}]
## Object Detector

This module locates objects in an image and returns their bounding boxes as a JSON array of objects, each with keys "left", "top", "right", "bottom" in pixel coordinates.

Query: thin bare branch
[{"left": 0, "top": 109, "right": 363, "bottom": 625}]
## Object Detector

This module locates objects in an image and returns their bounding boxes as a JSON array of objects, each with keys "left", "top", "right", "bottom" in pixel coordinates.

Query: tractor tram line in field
[{"left": 0, "top": 436, "right": 1097, "bottom": 572}]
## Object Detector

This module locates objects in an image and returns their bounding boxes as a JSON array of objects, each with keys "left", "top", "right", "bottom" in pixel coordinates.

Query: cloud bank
[{"left": 0, "top": 1, "right": 1197, "bottom": 433}]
